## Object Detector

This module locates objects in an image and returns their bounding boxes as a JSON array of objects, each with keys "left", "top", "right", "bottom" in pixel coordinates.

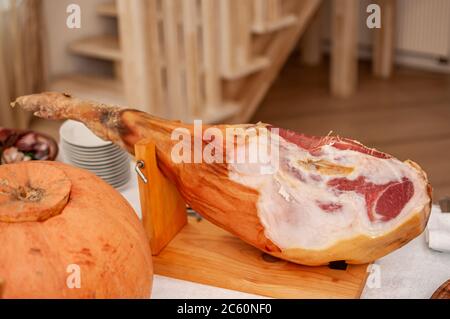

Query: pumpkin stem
[
  {"left": 0, "top": 162, "right": 72, "bottom": 223},
  {"left": 14, "top": 186, "right": 45, "bottom": 202}
]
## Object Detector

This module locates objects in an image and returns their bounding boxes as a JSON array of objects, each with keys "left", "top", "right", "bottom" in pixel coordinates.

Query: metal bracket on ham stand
[{"left": 134, "top": 139, "right": 369, "bottom": 299}]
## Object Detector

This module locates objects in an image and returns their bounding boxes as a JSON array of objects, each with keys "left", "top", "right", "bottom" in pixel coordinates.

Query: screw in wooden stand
[
  {"left": 135, "top": 160, "right": 148, "bottom": 184},
  {"left": 187, "top": 207, "right": 203, "bottom": 222}
]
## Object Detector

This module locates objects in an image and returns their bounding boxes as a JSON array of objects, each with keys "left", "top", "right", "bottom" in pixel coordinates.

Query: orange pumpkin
[{"left": 0, "top": 161, "right": 153, "bottom": 298}]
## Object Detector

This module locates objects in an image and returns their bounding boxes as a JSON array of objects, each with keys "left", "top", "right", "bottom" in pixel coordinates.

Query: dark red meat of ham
[
  {"left": 328, "top": 177, "right": 414, "bottom": 222},
  {"left": 277, "top": 128, "right": 414, "bottom": 222}
]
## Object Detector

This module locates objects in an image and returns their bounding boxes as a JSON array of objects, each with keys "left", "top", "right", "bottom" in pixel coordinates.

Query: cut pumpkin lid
[{"left": 0, "top": 162, "right": 72, "bottom": 223}]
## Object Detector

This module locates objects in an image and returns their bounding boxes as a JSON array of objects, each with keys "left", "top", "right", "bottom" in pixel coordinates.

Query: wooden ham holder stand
[{"left": 135, "top": 140, "right": 370, "bottom": 299}]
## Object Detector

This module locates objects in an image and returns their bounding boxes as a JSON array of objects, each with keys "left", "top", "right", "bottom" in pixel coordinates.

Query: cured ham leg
[{"left": 13, "top": 92, "right": 432, "bottom": 266}]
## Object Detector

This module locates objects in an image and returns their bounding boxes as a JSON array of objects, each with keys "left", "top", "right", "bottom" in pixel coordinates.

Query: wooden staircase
[
  {"left": 48, "top": 1, "right": 124, "bottom": 106},
  {"left": 96, "top": 2, "right": 118, "bottom": 17},
  {"left": 68, "top": 35, "right": 121, "bottom": 62},
  {"left": 49, "top": 0, "right": 322, "bottom": 123}
]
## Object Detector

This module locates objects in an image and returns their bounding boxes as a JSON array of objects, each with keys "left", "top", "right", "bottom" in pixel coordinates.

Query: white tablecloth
[{"left": 115, "top": 164, "right": 450, "bottom": 299}]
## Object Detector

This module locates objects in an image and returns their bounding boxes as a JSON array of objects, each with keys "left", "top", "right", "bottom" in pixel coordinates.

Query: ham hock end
[{"left": 13, "top": 92, "right": 432, "bottom": 266}]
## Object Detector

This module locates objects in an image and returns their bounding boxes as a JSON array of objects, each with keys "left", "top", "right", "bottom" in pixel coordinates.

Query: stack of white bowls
[{"left": 60, "top": 120, "right": 131, "bottom": 188}]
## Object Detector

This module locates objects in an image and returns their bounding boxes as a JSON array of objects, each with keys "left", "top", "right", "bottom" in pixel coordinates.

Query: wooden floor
[{"left": 252, "top": 59, "right": 450, "bottom": 203}]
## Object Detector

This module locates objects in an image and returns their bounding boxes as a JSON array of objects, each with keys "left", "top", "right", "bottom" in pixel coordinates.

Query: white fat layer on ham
[{"left": 228, "top": 134, "right": 430, "bottom": 250}]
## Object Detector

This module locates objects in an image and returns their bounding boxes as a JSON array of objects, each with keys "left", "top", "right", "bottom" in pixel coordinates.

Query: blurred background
[{"left": 1, "top": 0, "right": 450, "bottom": 200}]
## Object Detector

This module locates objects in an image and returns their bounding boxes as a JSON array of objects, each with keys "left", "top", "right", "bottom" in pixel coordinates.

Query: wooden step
[
  {"left": 69, "top": 35, "right": 121, "bottom": 61},
  {"left": 182, "top": 103, "right": 240, "bottom": 124},
  {"left": 196, "top": 103, "right": 241, "bottom": 124},
  {"left": 222, "top": 57, "right": 270, "bottom": 80},
  {"left": 252, "top": 15, "right": 298, "bottom": 34},
  {"left": 48, "top": 74, "right": 126, "bottom": 106},
  {"left": 97, "top": 2, "right": 118, "bottom": 17}
]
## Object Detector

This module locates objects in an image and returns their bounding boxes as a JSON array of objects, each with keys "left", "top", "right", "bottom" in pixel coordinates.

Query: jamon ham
[{"left": 13, "top": 92, "right": 432, "bottom": 266}]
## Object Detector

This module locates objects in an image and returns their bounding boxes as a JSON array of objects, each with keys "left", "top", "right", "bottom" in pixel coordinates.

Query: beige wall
[{"left": 42, "top": 0, "right": 116, "bottom": 79}]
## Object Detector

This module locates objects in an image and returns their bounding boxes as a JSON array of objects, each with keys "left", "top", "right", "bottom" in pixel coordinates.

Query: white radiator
[
  {"left": 396, "top": 0, "right": 450, "bottom": 59},
  {"left": 321, "top": 0, "right": 450, "bottom": 72}
]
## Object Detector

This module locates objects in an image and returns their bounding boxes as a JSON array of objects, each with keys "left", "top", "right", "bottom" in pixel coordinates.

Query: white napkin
[{"left": 426, "top": 205, "right": 450, "bottom": 253}]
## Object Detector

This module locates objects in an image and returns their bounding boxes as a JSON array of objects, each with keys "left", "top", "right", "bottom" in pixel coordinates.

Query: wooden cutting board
[{"left": 153, "top": 217, "right": 370, "bottom": 299}]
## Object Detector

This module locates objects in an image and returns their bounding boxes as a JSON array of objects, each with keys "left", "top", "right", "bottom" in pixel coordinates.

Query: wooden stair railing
[
  {"left": 119, "top": 0, "right": 239, "bottom": 122},
  {"left": 253, "top": 0, "right": 298, "bottom": 34},
  {"left": 49, "top": 0, "right": 322, "bottom": 124},
  {"left": 118, "top": 0, "right": 322, "bottom": 123},
  {"left": 219, "top": 0, "right": 270, "bottom": 80},
  {"left": 228, "top": 0, "right": 323, "bottom": 122}
]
